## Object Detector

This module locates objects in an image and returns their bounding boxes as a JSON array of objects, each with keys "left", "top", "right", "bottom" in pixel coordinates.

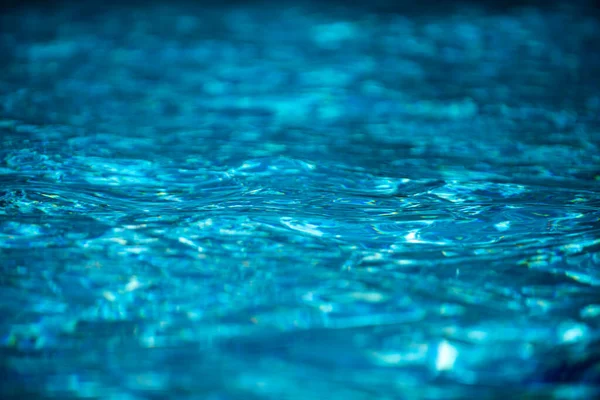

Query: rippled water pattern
[{"left": 1, "top": 1, "right": 600, "bottom": 398}]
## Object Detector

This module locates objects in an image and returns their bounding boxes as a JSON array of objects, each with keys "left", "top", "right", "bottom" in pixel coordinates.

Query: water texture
[{"left": 1, "top": 0, "right": 600, "bottom": 398}]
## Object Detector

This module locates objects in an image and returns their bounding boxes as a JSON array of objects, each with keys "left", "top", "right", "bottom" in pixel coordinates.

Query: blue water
[{"left": 1, "top": 1, "right": 600, "bottom": 398}]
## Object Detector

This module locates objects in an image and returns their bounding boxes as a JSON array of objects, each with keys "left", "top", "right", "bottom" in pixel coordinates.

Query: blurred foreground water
[{"left": 1, "top": 0, "right": 600, "bottom": 398}]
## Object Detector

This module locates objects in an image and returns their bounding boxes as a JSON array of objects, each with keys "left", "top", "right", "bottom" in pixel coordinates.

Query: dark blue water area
[{"left": 1, "top": 0, "right": 600, "bottom": 398}]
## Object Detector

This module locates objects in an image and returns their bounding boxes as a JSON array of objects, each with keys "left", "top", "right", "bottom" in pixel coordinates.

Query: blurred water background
[{"left": 1, "top": 0, "right": 600, "bottom": 398}]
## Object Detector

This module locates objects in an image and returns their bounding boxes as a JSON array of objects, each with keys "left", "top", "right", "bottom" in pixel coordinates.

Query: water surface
[{"left": 1, "top": 1, "right": 600, "bottom": 398}]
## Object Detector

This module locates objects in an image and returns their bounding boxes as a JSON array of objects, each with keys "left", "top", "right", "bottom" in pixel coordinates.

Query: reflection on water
[{"left": 1, "top": 1, "right": 600, "bottom": 398}]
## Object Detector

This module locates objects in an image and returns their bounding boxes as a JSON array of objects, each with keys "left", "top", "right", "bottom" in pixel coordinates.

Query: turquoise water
[{"left": 1, "top": 1, "right": 600, "bottom": 398}]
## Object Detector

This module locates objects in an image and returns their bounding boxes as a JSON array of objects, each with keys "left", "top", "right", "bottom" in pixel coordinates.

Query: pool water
[{"left": 1, "top": 0, "right": 600, "bottom": 398}]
